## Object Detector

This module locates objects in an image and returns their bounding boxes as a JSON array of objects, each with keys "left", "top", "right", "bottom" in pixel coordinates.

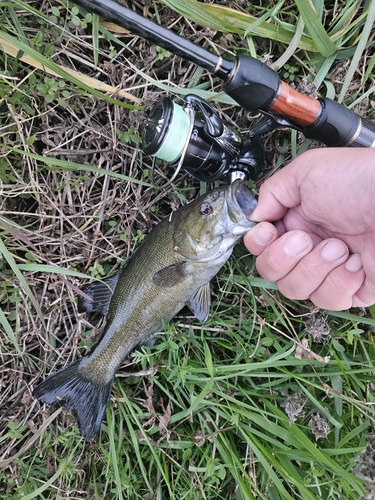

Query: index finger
[{"left": 250, "top": 150, "right": 317, "bottom": 222}]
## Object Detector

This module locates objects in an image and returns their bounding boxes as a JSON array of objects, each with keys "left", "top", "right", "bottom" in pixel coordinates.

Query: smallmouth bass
[{"left": 33, "top": 180, "right": 257, "bottom": 440}]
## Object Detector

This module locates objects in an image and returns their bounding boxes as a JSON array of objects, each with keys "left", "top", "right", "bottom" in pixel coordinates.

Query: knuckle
[
  {"left": 311, "top": 294, "right": 352, "bottom": 311},
  {"left": 256, "top": 252, "right": 289, "bottom": 281},
  {"left": 277, "top": 261, "right": 323, "bottom": 300},
  {"left": 310, "top": 271, "right": 358, "bottom": 310},
  {"left": 277, "top": 279, "right": 310, "bottom": 300}
]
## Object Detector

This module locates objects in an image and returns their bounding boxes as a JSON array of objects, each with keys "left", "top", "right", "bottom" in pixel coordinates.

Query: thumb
[{"left": 250, "top": 151, "right": 315, "bottom": 222}]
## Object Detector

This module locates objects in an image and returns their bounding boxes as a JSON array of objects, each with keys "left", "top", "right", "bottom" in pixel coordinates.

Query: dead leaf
[
  {"left": 158, "top": 401, "right": 171, "bottom": 437},
  {"left": 295, "top": 338, "right": 330, "bottom": 363}
]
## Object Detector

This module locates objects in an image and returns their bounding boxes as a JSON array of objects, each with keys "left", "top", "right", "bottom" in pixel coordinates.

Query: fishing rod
[{"left": 72, "top": 0, "right": 375, "bottom": 182}]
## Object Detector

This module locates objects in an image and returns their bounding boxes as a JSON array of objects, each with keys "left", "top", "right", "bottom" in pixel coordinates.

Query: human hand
[{"left": 244, "top": 148, "right": 375, "bottom": 310}]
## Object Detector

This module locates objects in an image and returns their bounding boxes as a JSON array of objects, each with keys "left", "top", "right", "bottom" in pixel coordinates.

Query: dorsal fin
[{"left": 78, "top": 271, "right": 121, "bottom": 315}]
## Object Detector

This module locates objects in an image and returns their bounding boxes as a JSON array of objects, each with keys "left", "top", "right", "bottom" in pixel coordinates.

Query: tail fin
[{"left": 33, "top": 359, "right": 113, "bottom": 441}]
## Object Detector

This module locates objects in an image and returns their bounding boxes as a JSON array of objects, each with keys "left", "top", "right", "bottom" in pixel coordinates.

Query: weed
[
  {"left": 116, "top": 126, "right": 142, "bottom": 145},
  {"left": 36, "top": 76, "right": 70, "bottom": 105},
  {"left": 156, "top": 45, "right": 171, "bottom": 60},
  {"left": 282, "top": 62, "right": 299, "bottom": 82}
]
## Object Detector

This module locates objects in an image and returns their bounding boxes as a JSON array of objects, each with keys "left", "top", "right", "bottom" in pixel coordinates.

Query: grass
[{"left": 1, "top": 0, "right": 375, "bottom": 498}]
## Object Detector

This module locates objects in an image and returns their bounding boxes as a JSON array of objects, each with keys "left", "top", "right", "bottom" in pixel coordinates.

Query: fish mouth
[{"left": 229, "top": 179, "right": 258, "bottom": 220}]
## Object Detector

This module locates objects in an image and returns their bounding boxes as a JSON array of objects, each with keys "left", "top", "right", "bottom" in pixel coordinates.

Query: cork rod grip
[{"left": 269, "top": 82, "right": 321, "bottom": 127}]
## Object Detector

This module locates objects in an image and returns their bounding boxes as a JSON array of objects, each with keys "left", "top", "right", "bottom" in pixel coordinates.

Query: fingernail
[
  {"left": 283, "top": 232, "right": 311, "bottom": 256},
  {"left": 253, "top": 224, "right": 275, "bottom": 246},
  {"left": 321, "top": 240, "right": 347, "bottom": 262},
  {"left": 249, "top": 207, "right": 260, "bottom": 222},
  {"left": 345, "top": 253, "right": 363, "bottom": 273}
]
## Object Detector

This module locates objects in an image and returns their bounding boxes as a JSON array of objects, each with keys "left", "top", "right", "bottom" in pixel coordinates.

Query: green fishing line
[{"left": 155, "top": 101, "right": 190, "bottom": 162}]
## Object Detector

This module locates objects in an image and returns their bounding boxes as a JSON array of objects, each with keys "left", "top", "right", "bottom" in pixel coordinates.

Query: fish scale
[{"left": 33, "top": 180, "right": 257, "bottom": 440}]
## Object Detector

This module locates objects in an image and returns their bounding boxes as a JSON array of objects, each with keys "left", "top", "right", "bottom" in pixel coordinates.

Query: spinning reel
[{"left": 142, "top": 94, "right": 265, "bottom": 186}]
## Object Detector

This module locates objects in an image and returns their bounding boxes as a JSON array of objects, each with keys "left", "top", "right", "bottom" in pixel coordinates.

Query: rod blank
[{"left": 73, "top": 0, "right": 234, "bottom": 79}]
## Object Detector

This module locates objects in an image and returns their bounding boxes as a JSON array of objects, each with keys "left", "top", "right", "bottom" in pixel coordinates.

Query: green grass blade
[
  {"left": 243, "top": 0, "right": 284, "bottom": 37},
  {"left": 271, "top": 16, "right": 305, "bottom": 70},
  {"left": 7, "top": 5, "right": 29, "bottom": 46},
  {"left": 106, "top": 406, "right": 124, "bottom": 500},
  {"left": 20, "top": 439, "right": 82, "bottom": 500},
  {"left": 17, "top": 263, "right": 100, "bottom": 280},
  {"left": 297, "top": 382, "right": 343, "bottom": 429},
  {"left": 327, "top": 309, "right": 375, "bottom": 327},
  {"left": 161, "top": 0, "right": 319, "bottom": 52},
  {"left": 3, "top": 146, "right": 152, "bottom": 187},
  {"left": 92, "top": 13, "right": 100, "bottom": 68},
  {"left": 8, "top": 0, "right": 49, "bottom": 21},
  {"left": 0, "top": 307, "right": 22, "bottom": 354},
  {"left": 338, "top": 0, "right": 375, "bottom": 102},
  {"left": 0, "top": 236, "right": 45, "bottom": 328},
  {"left": 294, "top": 0, "right": 338, "bottom": 56}
]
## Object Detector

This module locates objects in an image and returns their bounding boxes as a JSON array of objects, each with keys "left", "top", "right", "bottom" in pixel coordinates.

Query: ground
[{"left": 1, "top": 1, "right": 375, "bottom": 499}]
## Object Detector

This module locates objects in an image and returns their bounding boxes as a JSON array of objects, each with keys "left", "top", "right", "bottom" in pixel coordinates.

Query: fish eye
[{"left": 198, "top": 202, "right": 213, "bottom": 216}]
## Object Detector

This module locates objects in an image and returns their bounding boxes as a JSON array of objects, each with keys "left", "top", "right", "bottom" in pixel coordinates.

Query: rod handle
[
  {"left": 302, "top": 98, "right": 375, "bottom": 147},
  {"left": 268, "top": 82, "right": 321, "bottom": 127}
]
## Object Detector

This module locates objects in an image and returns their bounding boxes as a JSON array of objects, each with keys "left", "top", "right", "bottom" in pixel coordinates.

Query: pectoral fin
[
  {"left": 153, "top": 263, "right": 187, "bottom": 288},
  {"left": 187, "top": 282, "right": 211, "bottom": 323},
  {"left": 78, "top": 271, "right": 121, "bottom": 315}
]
